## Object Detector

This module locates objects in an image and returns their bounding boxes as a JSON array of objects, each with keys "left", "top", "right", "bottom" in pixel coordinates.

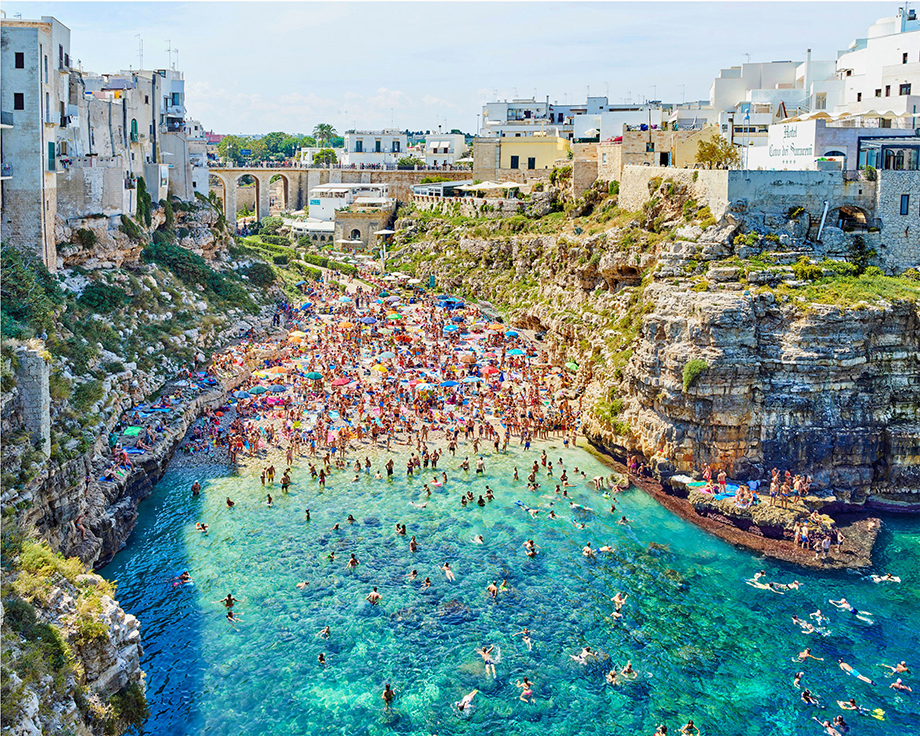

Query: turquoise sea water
[{"left": 102, "top": 443, "right": 920, "bottom": 735}]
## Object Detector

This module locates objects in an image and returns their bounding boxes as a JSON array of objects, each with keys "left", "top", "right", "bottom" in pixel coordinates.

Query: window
[
  {"left": 145, "top": 95, "right": 149, "bottom": 105},
  {"left": 875, "top": 88, "right": 882, "bottom": 97},
  {"left": 601, "top": 153, "right": 607, "bottom": 164},
  {"left": 375, "top": 140, "right": 381, "bottom": 153},
  {"left": 47, "top": 142, "right": 55, "bottom": 171},
  {"left": 15, "top": 52, "right": 24, "bottom": 68},
  {"left": 885, "top": 85, "right": 891, "bottom": 97},
  {"left": 13, "top": 93, "right": 24, "bottom": 110},
  {"left": 900, "top": 83, "right": 912, "bottom": 96},
  {"left": 901, "top": 194, "right": 910, "bottom": 216},
  {"left": 355, "top": 140, "right": 363, "bottom": 153},
  {"left": 904, "top": 52, "right": 909, "bottom": 64},
  {"left": 509, "top": 155, "right": 519, "bottom": 169},
  {"left": 130, "top": 118, "right": 139, "bottom": 142},
  {"left": 393, "top": 140, "right": 400, "bottom": 153},
  {"left": 527, "top": 157, "right": 536, "bottom": 170},
  {"left": 59, "top": 45, "right": 63, "bottom": 69},
  {"left": 646, "top": 142, "right": 655, "bottom": 153},
  {"left": 45, "top": 92, "right": 50, "bottom": 123},
  {"left": 815, "top": 93, "right": 827, "bottom": 110},
  {"left": 43, "top": 55, "right": 48, "bottom": 82},
  {"left": 857, "top": 92, "right": 862, "bottom": 102}
]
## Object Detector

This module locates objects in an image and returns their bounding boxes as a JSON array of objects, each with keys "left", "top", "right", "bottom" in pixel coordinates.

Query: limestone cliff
[{"left": 389, "top": 181, "right": 920, "bottom": 510}]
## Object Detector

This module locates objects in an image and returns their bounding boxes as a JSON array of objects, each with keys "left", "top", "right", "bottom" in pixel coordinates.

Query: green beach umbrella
[
  {"left": 305, "top": 371, "right": 323, "bottom": 380},
  {"left": 249, "top": 385, "right": 269, "bottom": 395},
  {"left": 565, "top": 361, "right": 579, "bottom": 373}
]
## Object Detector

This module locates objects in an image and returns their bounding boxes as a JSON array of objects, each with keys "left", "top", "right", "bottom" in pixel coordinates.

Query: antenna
[
  {"left": 166, "top": 39, "right": 172, "bottom": 68},
  {"left": 173, "top": 48, "right": 178, "bottom": 71},
  {"left": 743, "top": 53, "right": 751, "bottom": 64},
  {"left": 605, "top": 82, "right": 609, "bottom": 98},
  {"left": 135, "top": 34, "right": 143, "bottom": 70}
]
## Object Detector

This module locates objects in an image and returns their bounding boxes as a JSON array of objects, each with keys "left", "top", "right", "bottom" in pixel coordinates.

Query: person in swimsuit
[
  {"left": 516, "top": 677, "right": 534, "bottom": 703},
  {"left": 456, "top": 689, "right": 478, "bottom": 711},
  {"left": 220, "top": 593, "right": 239, "bottom": 608},
  {"left": 798, "top": 648, "right": 823, "bottom": 662},
  {"left": 191, "top": 480, "right": 201, "bottom": 496},
  {"left": 382, "top": 683, "right": 395, "bottom": 709},
  {"left": 441, "top": 563, "right": 455, "bottom": 581},
  {"left": 366, "top": 587, "right": 382, "bottom": 604},
  {"left": 478, "top": 646, "right": 497, "bottom": 677},
  {"left": 514, "top": 628, "right": 533, "bottom": 651},
  {"left": 680, "top": 721, "right": 700, "bottom": 735}
]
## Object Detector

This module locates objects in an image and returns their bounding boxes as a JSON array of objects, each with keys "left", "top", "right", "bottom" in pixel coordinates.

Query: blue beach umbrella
[
  {"left": 360, "top": 316, "right": 378, "bottom": 325},
  {"left": 268, "top": 384, "right": 288, "bottom": 393},
  {"left": 508, "top": 348, "right": 525, "bottom": 356},
  {"left": 249, "top": 385, "right": 268, "bottom": 395},
  {"left": 378, "top": 351, "right": 396, "bottom": 360},
  {"left": 441, "top": 380, "right": 460, "bottom": 387},
  {"left": 462, "top": 376, "right": 483, "bottom": 383},
  {"left": 233, "top": 390, "right": 252, "bottom": 399},
  {"left": 505, "top": 330, "right": 519, "bottom": 338},
  {"left": 339, "top": 296, "right": 352, "bottom": 303},
  {"left": 443, "top": 325, "right": 459, "bottom": 332}
]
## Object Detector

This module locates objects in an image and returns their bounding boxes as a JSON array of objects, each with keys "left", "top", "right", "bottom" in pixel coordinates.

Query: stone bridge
[{"left": 208, "top": 167, "right": 476, "bottom": 221}]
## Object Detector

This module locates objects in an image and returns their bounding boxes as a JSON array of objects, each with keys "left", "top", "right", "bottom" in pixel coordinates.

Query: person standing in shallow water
[{"left": 382, "top": 683, "right": 395, "bottom": 710}]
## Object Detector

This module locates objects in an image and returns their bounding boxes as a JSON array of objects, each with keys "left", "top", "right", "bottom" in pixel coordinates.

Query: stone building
[
  {"left": 596, "top": 126, "right": 717, "bottom": 181},
  {"left": 0, "top": 16, "right": 73, "bottom": 270}
]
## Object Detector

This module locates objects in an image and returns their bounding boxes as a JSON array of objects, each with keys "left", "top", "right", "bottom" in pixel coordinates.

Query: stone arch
[
  {"left": 208, "top": 172, "right": 234, "bottom": 230},
  {"left": 835, "top": 204, "right": 870, "bottom": 232},
  {"left": 236, "top": 173, "right": 260, "bottom": 221},
  {"left": 270, "top": 173, "right": 292, "bottom": 214}
]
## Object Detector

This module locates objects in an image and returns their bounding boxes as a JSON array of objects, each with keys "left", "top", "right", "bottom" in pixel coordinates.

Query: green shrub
[
  {"left": 107, "top": 682, "right": 149, "bottom": 735},
  {"left": 152, "top": 229, "right": 176, "bottom": 245},
  {"left": 903, "top": 268, "right": 920, "bottom": 282},
  {"left": 262, "top": 234, "right": 291, "bottom": 247},
  {"left": 273, "top": 254, "right": 289, "bottom": 265},
  {"left": 120, "top": 215, "right": 145, "bottom": 242},
  {"left": 72, "top": 379, "right": 104, "bottom": 411},
  {"left": 245, "top": 263, "right": 276, "bottom": 287},
  {"left": 162, "top": 198, "right": 175, "bottom": 230},
  {"left": 136, "top": 177, "right": 152, "bottom": 227},
  {"left": 0, "top": 245, "right": 65, "bottom": 338},
  {"left": 819, "top": 259, "right": 859, "bottom": 277},
  {"left": 258, "top": 216, "right": 284, "bottom": 236},
  {"left": 792, "top": 256, "right": 823, "bottom": 281},
  {"left": 76, "top": 228, "right": 98, "bottom": 248},
  {"left": 682, "top": 359, "right": 709, "bottom": 391},
  {"left": 175, "top": 227, "right": 190, "bottom": 239},
  {"left": 607, "top": 181, "right": 619, "bottom": 196},
  {"left": 787, "top": 206, "right": 805, "bottom": 219},
  {"left": 863, "top": 265, "right": 884, "bottom": 277},
  {"left": 78, "top": 282, "right": 128, "bottom": 313}
]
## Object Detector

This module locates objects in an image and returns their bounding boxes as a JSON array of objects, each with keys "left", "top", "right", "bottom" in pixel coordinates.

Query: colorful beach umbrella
[
  {"left": 387, "top": 313, "right": 403, "bottom": 321},
  {"left": 508, "top": 348, "right": 525, "bottom": 356},
  {"left": 360, "top": 316, "right": 378, "bottom": 325},
  {"left": 565, "top": 361, "right": 579, "bottom": 373},
  {"left": 378, "top": 351, "right": 396, "bottom": 360},
  {"left": 339, "top": 296, "right": 353, "bottom": 303},
  {"left": 331, "top": 377, "right": 350, "bottom": 386},
  {"left": 462, "top": 376, "right": 483, "bottom": 383},
  {"left": 249, "top": 386, "right": 268, "bottom": 395}
]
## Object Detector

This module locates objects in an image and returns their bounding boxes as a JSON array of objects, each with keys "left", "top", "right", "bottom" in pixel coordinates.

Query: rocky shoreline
[{"left": 584, "top": 439, "right": 881, "bottom": 570}]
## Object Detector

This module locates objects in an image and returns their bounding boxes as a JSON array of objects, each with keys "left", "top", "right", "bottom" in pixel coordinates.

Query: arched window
[{"left": 350, "top": 229, "right": 361, "bottom": 240}]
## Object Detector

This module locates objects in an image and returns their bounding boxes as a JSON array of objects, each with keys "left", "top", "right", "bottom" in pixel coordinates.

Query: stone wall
[
  {"left": 620, "top": 166, "right": 731, "bottom": 216},
  {"left": 57, "top": 160, "right": 130, "bottom": 220},
  {"left": 876, "top": 170, "right": 920, "bottom": 271},
  {"left": 410, "top": 193, "right": 527, "bottom": 219},
  {"left": 15, "top": 346, "right": 51, "bottom": 457}
]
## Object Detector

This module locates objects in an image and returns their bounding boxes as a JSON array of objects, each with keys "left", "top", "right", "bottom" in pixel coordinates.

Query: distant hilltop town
[{"left": 1, "top": 8, "right": 918, "bottom": 272}]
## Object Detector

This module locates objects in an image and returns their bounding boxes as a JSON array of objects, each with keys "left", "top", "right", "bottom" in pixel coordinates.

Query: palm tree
[{"left": 313, "top": 123, "right": 337, "bottom": 148}]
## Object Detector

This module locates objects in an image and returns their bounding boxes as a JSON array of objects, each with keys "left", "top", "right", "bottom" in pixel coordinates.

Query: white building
[
  {"left": 307, "top": 182, "right": 391, "bottom": 220},
  {"left": 341, "top": 130, "right": 407, "bottom": 166},
  {"left": 0, "top": 15, "right": 73, "bottom": 270},
  {"left": 833, "top": 7, "right": 920, "bottom": 125},
  {"left": 572, "top": 105, "right": 669, "bottom": 141},
  {"left": 424, "top": 133, "right": 467, "bottom": 166}
]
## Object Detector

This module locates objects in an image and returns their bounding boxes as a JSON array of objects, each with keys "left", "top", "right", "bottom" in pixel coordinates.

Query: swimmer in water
[
  {"left": 409, "top": 536, "right": 418, "bottom": 552},
  {"left": 219, "top": 593, "right": 239, "bottom": 608},
  {"left": 570, "top": 646, "right": 596, "bottom": 664},
  {"left": 680, "top": 720, "right": 701, "bottom": 736},
  {"left": 266, "top": 494, "right": 273, "bottom": 507},
  {"left": 226, "top": 609, "right": 242, "bottom": 628},
  {"left": 366, "top": 587, "right": 382, "bottom": 605},
  {"left": 605, "top": 669, "right": 620, "bottom": 685},
  {"left": 473, "top": 534, "right": 484, "bottom": 544},
  {"left": 797, "top": 647, "right": 823, "bottom": 662},
  {"left": 408, "top": 570, "right": 418, "bottom": 581},
  {"left": 191, "top": 480, "right": 201, "bottom": 496},
  {"left": 317, "top": 653, "right": 327, "bottom": 667},
  {"left": 793, "top": 671, "right": 804, "bottom": 688},
  {"left": 347, "top": 553, "right": 360, "bottom": 569},
  {"left": 617, "top": 515, "right": 630, "bottom": 525},
  {"left": 582, "top": 542, "right": 595, "bottom": 558},
  {"left": 880, "top": 660, "right": 910, "bottom": 674},
  {"left": 515, "top": 628, "right": 533, "bottom": 651},
  {"left": 890, "top": 678, "right": 912, "bottom": 692},
  {"left": 515, "top": 677, "right": 535, "bottom": 703},
  {"left": 487, "top": 581, "right": 498, "bottom": 598},
  {"left": 177, "top": 571, "right": 192, "bottom": 584},
  {"left": 455, "top": 689, "right": 478, "bottom": 712},
  {"left": 477, "top": 646, "right": 497, "bottom": 678},
  {"left": 810, "top": 609, "right": 828, "bottom": 625},
  {"left": 296, "top": 581, "right": 309, "bottom": 590},
  {"left": 195, "top": 522, "right": 208, "bottom": 533},
  {"left": 421, "top": 577, "right": 431, "bottom": 589},
  {"left": 382, "top": 683, "right": 395, "bottom": 710},
  {"left": 441, "top": 562, "right": 455, "bottom": 581},
  {"left": 620, "top": 660, "right": 637, "bottom": 679},
  {"left": 226, "top": 497, "right": 235, "bottom": 508},
  {"left": 317, "top": 626, "right": 330, "bottom": 638},
  {"left": 792, "top": 615, "right": 816, "bottom": 634}
]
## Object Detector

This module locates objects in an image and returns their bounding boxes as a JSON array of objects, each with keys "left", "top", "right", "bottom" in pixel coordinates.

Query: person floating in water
[
  {"left": 219, "top": 593, "right": 240, "bottom": 608},
  {"left": 514, "top": 627, "right": 533, "bottom": 651},
  {"left": 455, "top": 689, "right": 478, "bottom": 712},
  {"left": 366, "top": 587, "right": 382, "bottom": 605},
  {"left": 477, "top": 645, "right": 497, "bottom": 678},
  {"left": 515, "top": 677, "right": 534, "bottom": 703}
]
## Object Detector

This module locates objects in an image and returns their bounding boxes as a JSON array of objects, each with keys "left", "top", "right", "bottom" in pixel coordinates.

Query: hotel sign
[{"left": 767, "top": 120, "right": 817, "bottom": 169}]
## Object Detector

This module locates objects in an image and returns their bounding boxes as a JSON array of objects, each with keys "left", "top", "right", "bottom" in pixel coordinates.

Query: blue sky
[{"left": 4, "top": 2, "right": 892, "bottom": 135}]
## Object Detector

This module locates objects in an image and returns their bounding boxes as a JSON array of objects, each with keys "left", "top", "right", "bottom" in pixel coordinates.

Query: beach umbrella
[
  {"left": 482, "top": 366, "right": 500, "bottom": 375},
  {"left": 371, "top": 364, "right": 388, "bottom": 373},
  {"left": 504, "top": 330, "right": 519, "bottom": 338},
  {"left": 462, "top": 376, "right": 483, "bottom": 383},
  {"left": 451, "top": 314, "right": 464, "bottom": 323},
  {"left": 305, "top": 372, "right": 323, "bottom": 380},
  {"left": 458, "top": 353, "right": 476, "bottom": 364},
  {"left": 299, "top": 303, "right": 312, "bottom": 311},
  {"left": 487, "top": 323, "right": 504, "bottom": 331},
  {"left": 340, "top": 321, "right": 355, "bottom": 329},
  {"left": 387, "top": 313, "right": 403, "bottom": 321},
  {"left": 443, "top": 325, "right": 459, "bottom": 332},
  {"left": 385, "top": 295, "right": 402, "bottom": 303},
  {"left": 249, "top": 385, "right": 268, "bottom": 395},
  {"left": 360, "top": 316, "right": 378, "bottom": 325},
  {"left": 508, "top": 348, "right": 525, "bottom": 356},
  {"left": 266, "top": 365, "right": 288, "bottom": 373},
  {"left": 441, "top": 380, "right": 460, "bottom": 387},
  {"left": 268, "top": 384, "right": 288, "bottom": 393},
  {"left": 415, "top": 382, "right": 434, "bottom": 390},
  {"left": 233, "top": 390, "right": 252, "bottom": 399},
  {"left": 339, "top": 296, "right": 353, "bottom": 303},
  {"left": 378, "top": 351, "right": 396, "bottom": 360},
  {"left": 331, "top": 377, "right": 350, "bottom": 386},
  {"left": 289, "top": 330, "right": 307, "bottom": 338},
  {"left": 565, "top": 361, "right": 579, "bottom": 373}
]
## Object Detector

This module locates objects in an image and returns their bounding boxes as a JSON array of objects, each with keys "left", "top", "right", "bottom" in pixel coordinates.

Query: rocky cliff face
[{"left": 391, "top": 190, "right": 920, "bottom": 510}]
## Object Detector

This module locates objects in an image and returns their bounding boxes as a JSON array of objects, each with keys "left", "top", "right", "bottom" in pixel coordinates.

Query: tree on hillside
[
  {"left": 313, "top": 148, "right": 338, "bottom": 166},
  {"left": 695, "top": 134, "right": 741, "bottom": 169},
  {"left": 313, "top": 123, "right": 337, "bottom": 148},
  {"left": 217, "top": 135, "right": 267, "bottom": 164}
]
